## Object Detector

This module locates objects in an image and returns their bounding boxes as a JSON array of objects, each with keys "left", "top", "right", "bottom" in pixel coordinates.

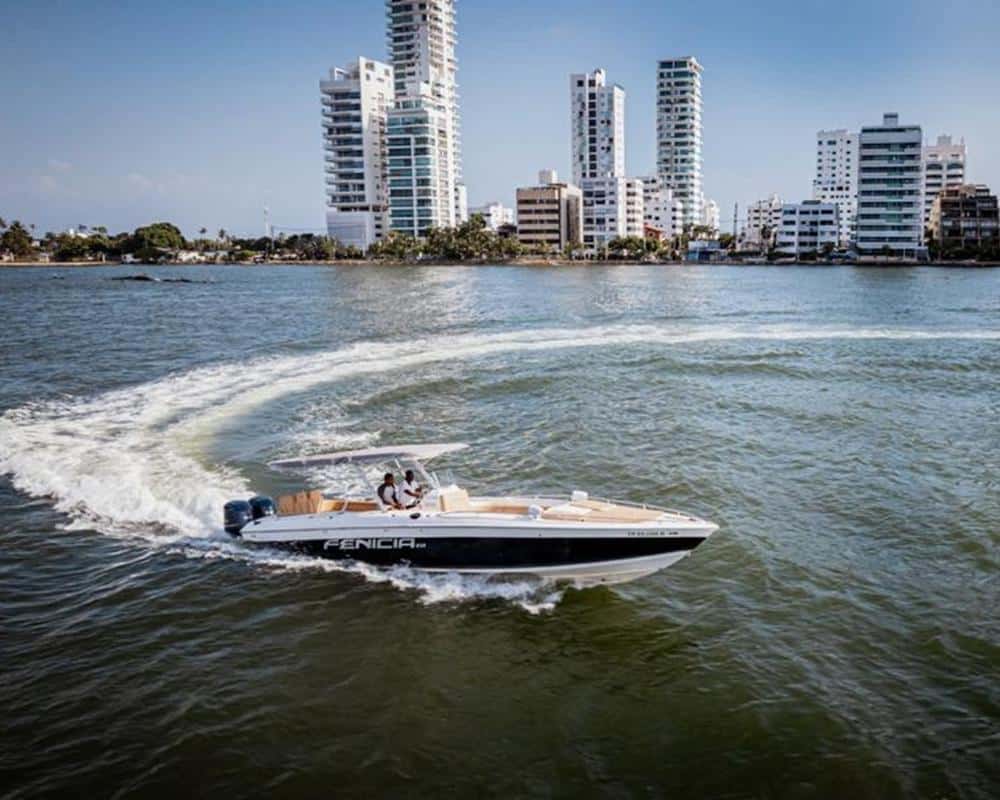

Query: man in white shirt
[{"left": 400, "top": 469, "right": 423, "bottom": 509}]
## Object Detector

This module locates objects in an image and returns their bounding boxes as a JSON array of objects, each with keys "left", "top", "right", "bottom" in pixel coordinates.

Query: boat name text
[{"left": 324, "top": 537, "right": 426, "bottom": 551}]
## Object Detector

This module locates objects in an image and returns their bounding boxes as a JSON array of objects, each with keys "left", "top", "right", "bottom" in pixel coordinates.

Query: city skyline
[{"left": 2, "top": 0, "right": 999, "bottom": 236}]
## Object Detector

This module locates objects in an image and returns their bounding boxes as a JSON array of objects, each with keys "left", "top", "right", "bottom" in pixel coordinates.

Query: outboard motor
[
  {"left": 224, "top": 499, "right": 253, "bottom": 536},
  {"left": 249, "top": 495, "right": 277, "bottom": 520}
]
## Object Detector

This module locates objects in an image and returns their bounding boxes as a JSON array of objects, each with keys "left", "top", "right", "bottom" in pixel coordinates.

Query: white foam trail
[{"left": 1, "top": 322, "right": 995, "bottom": 609}]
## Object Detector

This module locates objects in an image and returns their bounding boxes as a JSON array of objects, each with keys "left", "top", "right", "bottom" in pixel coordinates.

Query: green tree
[
  {"left": 369, "top": 230, "right": 419, "bottom": 261},
  {"left": 127, "top": 222, "right": 186, "bottom": 254},
  {"left": 1, "top": 221, "right": 35, "bottom": 257},
  {"left": 54, "top": 234, "right": 90, "bottom": 262}
]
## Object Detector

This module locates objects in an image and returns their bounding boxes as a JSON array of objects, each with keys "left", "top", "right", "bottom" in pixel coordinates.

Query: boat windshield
[{"left": 323, "top": 458, "right": 438, "bottom": 510}]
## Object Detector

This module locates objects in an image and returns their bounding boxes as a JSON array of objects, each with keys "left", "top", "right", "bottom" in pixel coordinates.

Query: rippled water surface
[{"left": 1, "top": 264, "right": 998, "bottom": 798}]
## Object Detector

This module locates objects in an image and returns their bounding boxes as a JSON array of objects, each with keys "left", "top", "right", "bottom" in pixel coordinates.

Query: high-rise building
[
  {"left": 570, "top": 68, "right": 631, "bottom": 252},
  {"left": 743, "top": 194, "right": 784, "bottom": 248},
  {"left": 776, "top": 201, "right": 840, "bottom": 257},
  {"left": 813, "top": 129, "right": 858, "bottom": 247},
  {"left": 386, "top": 0, "right": 463, "bottom": 235},
  {"left": 570, "top": 69, "right": 626, "bottom": 184},
  {"left": 857, "top": 113, "right": 924, "bottom": 258},
  {"left": 656, "top": 57, "right": 703, "bottom": 228},
  {"left": 516, "top": 169, "right": 583, "bottom": 253},
  {"left": 320, "top": 58, "right": 394, "bottom": 250},
  {"left": 922, "top": 134, "right": 966, "bottom": 229}
]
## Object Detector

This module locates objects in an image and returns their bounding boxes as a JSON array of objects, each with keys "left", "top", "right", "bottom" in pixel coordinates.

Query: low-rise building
[
  {"left": 685, "top": 239, "right": 725, "bottom": 263},
  {"left": 469, "top": 202, "right": 515, "bottom": 231},
  {"left": 743, "top": 194, "right": 783, "bottom": 249},
  {"left": 776, "top": 201, "right": 840, "bottom": 257},
  {"left": 929, "top": 185, "right": 999, "bottom": 254},
  {"left": 516, "top": 170, "right": 583, "bottom": 253},
  {"left": 580, "top": 176, "right": 645, "bottom": 252},
  {"left": 639, "top": 175, "right": 682, "bottom": 240}
]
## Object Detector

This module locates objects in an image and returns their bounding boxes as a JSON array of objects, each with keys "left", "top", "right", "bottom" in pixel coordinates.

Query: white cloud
[{"left": 47, "top": 158, "right": 73, "bottom": 172}]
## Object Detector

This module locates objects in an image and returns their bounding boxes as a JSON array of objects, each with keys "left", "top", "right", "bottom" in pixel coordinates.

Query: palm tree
[
  {"left": 0, "top": 217, "right": 7, "bottom": 231},
  {"left": 199, "top": 227, "right": 207, "bottom": 237},
  {"left": 217, "top": 228, "right": 227, "bottom": 243}
]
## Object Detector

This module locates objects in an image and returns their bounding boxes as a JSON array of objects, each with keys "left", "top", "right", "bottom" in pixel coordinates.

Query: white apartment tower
[
  {"left": 922, "top": 134, "right": 966, "bottom": 229},
  {"left": 386, "top": 0, "right": 464, "bottom": 236},
  {"left": 813, "top": 129, "right": 858, "bottom": 247},
  {"left": 321, "top": 58, "right": 394, "bottom": 250},
  {"left": 571, "top": 69, "right": 626, "bottom": 184},
  {"left": 570, "top": 68, "right": 633, "bottom": 251},
  {"left": 856, "top": 113, "right": 924, "bottom": 258},
  {"left": 656, "top": 57, "right": 703, "bottom": 228}
]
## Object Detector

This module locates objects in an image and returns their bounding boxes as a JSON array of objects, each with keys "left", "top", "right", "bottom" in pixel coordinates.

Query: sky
[{"left": 2, "top": 0, "right": 999, "bottom": 237}]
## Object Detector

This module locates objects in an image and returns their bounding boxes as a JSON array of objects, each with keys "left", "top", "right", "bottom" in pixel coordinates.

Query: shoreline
[{"left": 2, "top": 258, "right": 999, "bottom": 269}]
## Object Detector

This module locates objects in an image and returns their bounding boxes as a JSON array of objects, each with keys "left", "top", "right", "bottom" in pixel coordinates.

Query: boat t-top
[{"left": 224, "top": 443, "right": 718, "bottom": 586}]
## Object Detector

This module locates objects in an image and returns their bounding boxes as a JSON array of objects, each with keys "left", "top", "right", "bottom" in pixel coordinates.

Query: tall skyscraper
[
  {"left": 922, "top": 134, "right": 966, "bottom": 229},
  {"left": 320, "top": 58, "right": 394, "bottom": 250},
  {"left": 570, "top": 68, "right": 625, "bottom": 184},
  {"left": 570, "top": 68, "right": 630, "bottom": 251},
  {"left": 656, "top": 57, "right": 703, "bottom": 229},
  {"left": 813, "top": 129, "right": 858, "bottom": 247},
  {"left": 856, "top": 113, "right": 924, "bottom": 258},
  {"left": 385, "top": 0, "right": 464, "bottom": 236}
]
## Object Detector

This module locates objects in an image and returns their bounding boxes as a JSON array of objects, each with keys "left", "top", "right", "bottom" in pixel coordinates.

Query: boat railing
[{"left": 477, "top": 492, "right": 699, "bottom": 521}]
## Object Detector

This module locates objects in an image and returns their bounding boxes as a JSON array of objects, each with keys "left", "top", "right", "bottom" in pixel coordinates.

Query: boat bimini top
[
  {"left": 268, "top": 443, "right": 468, "bottom": 513},
  {"left": 268, "top": 442, "right": 468, "bottom": 471}
]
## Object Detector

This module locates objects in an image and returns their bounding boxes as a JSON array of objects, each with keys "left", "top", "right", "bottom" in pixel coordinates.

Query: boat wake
[{"left": 1, "top": 322, "right": 995, "bottom": 610}]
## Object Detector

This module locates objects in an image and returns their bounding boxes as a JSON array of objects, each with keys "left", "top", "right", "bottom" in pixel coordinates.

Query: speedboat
[{"left": 224, "top": 443, "right": 718, "bottom": 587}]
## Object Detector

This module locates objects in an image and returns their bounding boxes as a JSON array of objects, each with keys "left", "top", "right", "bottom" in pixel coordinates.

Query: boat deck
[{"left": 276, "top": 488, "right": 674, "bottom": 524}]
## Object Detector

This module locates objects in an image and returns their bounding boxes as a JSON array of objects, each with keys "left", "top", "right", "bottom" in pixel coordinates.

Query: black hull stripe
[{"left": 256, "top": 536, "right": 705, "bottom": 570}]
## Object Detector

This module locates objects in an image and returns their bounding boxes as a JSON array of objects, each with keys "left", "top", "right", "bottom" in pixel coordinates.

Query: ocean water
[{"left": 0, "top": 263, "right": 997, "bottom": 799}]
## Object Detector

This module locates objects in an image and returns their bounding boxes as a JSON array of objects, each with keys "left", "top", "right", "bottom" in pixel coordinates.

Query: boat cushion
[{"left": 438, "top": 486, "right": 471, "bottom": 512}]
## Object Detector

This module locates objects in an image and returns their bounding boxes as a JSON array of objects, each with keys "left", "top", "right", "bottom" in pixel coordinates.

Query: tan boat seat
[
  {"left": 277, "top": 489, "right": 362, "bottom": 516},
  {"left": 316, "top": 498, "right": 379, "bottom": 513},
  {"left": 438, "top": 486, "right": 471, "bottom": 512}
]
